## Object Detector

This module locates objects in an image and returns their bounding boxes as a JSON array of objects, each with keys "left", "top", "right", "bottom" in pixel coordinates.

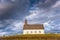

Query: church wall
[{"left": 23, "top": 29, "right": 44, "bottom": 34}]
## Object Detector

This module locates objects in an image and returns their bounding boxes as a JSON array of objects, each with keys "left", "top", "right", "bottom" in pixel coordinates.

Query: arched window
[
  {"left": 35, "top": 31, "right": 37, "bottom": 33},
  {"left": 31, "top": 31, "right": 33, "bottom": 33},
  {"left": 39, "top": 31, "right": 41, "bottom": 33}
]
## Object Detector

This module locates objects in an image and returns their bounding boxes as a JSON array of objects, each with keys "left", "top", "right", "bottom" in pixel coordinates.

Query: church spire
[
  {"left": 25, "top": 19, "right": 27, "bottom": 25},
  {"left": 24, "top": 19, "right": 28, "bottom": 27}
]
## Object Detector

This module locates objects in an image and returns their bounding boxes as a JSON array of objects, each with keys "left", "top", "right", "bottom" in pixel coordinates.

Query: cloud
[
  {"left": 26, "top": 7, "right": 46, "bottom": 20},
  {"left": 2, "top": 0, "right": 58, "bottom": 20},
  {"left": 0, "top": 0, "right": 31, "bottom": 36},
  {"left": 25, "top": 0, "right": 60, "bottom": 34},
  {"left": 11, "top": 22, "right": 23, "bottom": 32},
  {"left": 0, "top": 32, "right": 7, "bottom": 36},
  {"left": 0, "top": 0, "right": 30, "bottom": 20},
  {"left": 0, "top": 20, "right": 23, "bottom": 36},
  {"left": 26, "top": 8, "right": 40, "bottom": 19},
  {"left": 52, "top": 0, "right": 60, "bottom": 8},
  {"left": 34, "top": 0, "right": 58, "bottom": 9}
]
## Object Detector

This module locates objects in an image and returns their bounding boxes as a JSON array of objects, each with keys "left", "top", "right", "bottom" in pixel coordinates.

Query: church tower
[{"left": 24, "top": 19, "right": 28, "bottom": 27}]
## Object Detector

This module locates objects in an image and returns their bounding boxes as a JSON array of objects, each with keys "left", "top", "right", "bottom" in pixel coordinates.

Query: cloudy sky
[{"left": 0, "top": 0, "right": 60, "bottom": 36}]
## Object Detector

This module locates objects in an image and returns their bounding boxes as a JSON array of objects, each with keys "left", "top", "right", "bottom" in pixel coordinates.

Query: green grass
[{"left": 0, "top": 34, "right": 60, "bottom": 40}]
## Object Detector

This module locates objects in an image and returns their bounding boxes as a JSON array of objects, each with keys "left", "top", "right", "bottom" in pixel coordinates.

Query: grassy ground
[{"left": 0, "top": 34, "right": 60, "bottom": 40}]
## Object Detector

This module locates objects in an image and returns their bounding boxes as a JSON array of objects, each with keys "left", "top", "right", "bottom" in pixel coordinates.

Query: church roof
[{"left": 23, "top": 24, "right": 44, "bottom": 29}]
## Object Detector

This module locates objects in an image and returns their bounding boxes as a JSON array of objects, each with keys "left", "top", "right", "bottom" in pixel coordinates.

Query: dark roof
[{"left": 23, "top": 24, "right": 44, "bottom": 29}]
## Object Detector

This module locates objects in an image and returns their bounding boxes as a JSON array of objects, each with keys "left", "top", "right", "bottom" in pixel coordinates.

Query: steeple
[
  {"left": 24, "top": 19, "right": 28, "bottom": 27},
  {"left": 25, "top": 19, "right": 27, "bottom": 25}
]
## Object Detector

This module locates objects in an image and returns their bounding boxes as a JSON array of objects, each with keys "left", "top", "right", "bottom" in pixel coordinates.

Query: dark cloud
[
  {"left": 0, "top": 0, "right": 59, "bottom": 20},
  {"left": 0, "top": 0, "right": 31, "bottom": 29},
  {"left": 0, "top": 0, "right": 58, "bottom": 20},
  {"left": 0, "top": 0, "right": 30, "bottom": 20}
]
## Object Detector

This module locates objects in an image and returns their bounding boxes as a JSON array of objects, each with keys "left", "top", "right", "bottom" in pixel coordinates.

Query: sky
[{"left": 0, "top": 0, "right": 60, "bottom": 36}]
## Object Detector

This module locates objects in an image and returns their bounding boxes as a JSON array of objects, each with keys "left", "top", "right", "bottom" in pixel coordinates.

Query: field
[{"left": 0, "top": 34, "right": 60, "bottom": 40}]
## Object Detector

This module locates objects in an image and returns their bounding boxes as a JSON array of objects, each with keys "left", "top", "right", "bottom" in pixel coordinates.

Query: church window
[
  {"left": 35, "top": 31, "right": 37, "bottom": 33},
  {"left": 39, "top": 31, "right": 41, "bottom": 33},
  {"left": 31, "top": 31, "right": 33, "bottom": 33}
]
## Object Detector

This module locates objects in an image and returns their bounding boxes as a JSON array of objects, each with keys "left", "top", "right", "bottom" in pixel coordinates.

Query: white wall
[{"left": 23, "top": 29, "right": 44, "bottom": 34}]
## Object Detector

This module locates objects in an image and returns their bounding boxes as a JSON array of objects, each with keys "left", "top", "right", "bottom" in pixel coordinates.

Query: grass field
[{"left": 0, "top": 34, "right": 60, "bottom": 40}]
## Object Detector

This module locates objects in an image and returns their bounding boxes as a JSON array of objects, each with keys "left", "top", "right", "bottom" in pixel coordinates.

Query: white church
[{"left": 23, "top": 19, "right": 45, "bottom": 34}]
